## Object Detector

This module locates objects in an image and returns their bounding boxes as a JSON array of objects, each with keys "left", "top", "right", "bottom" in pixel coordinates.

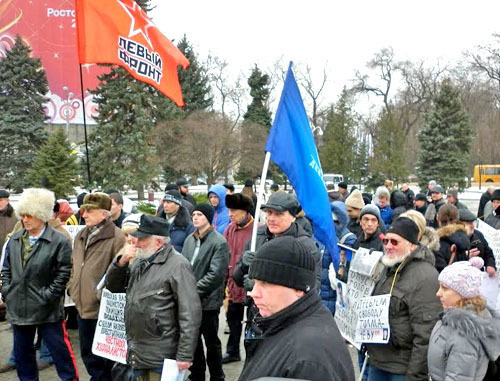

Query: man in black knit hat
[{"left": 238, "top": 235, "right": 354, "bottom": 381}]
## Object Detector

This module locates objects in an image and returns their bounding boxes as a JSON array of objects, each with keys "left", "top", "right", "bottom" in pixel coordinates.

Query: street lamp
[{"left": 62, "top": 86, "right": 74, "bottom": 138}]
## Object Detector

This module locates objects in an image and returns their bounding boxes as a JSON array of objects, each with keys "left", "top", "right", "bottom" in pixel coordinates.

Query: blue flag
[{"left": 265, "top": 62, "right": 339, "bottom": 269}]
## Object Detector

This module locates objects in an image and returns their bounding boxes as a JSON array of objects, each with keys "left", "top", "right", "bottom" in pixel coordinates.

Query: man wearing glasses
[{"left": 365, "top": 217, "right": 441, "bottom": 381}]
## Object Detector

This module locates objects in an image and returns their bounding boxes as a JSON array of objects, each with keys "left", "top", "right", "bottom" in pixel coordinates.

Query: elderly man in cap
[
  {"left": 158, "top": 190, "right": 194, "bottom": 252},
  {"left": 238, "top": 235, "right": 355, "bottom": 381},
  {"left": 181, "top": 204, "right": 229, "bottom": 381},
  {"left": 222, "top": 194, "right": 254, "bottom": 364},
  {"left": 353, "top": 204, "right": 385, "bottom": 252},
  {"left": 106, "top": 215, "right": 201, "bottom": 380},
  {"left": 366, "top": 217, "right": 441, "bottom": 380},
  {"left": 68, "top": 192, "right": 126, "bottom": 380},
  {"left": 459, "top": 209, "right": 496, "bottom": 276},
  {"left": 1, "top": 188, "right": 78, "bottom": 381},
  {"left": 425, "top": 185, "right": 446, "bottom": 228}
]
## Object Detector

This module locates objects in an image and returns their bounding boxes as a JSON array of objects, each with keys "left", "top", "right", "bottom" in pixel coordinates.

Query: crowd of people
[{"left": 0, "top": 178, "right": 500, "bottom": 381}]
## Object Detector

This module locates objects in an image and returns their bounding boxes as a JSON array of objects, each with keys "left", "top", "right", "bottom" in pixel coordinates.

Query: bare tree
[
  {"left": 468, "top": 33, "right": 500, "bottom": 98},
  {"left": 296, "top": 64, "right": 329, "bottom": 131}
]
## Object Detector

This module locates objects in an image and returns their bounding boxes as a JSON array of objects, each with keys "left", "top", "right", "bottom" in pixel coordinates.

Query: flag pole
[
  {"left": 78, "top": 64, "right": 92, "bottom": 189},
  {"left": 250, "top": 151, "right": 271, "bottom": 252}
]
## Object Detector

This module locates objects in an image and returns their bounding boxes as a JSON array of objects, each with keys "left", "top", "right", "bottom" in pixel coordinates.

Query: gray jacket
[
  {"left": 428, "top": 306, "right": 500, "bottom": 381},
  {"left": 2, "top": 226, "right": 72, "bottom": 325},
  {"left": 181, "top": 228, "right": 229, "bottom": 311},
  {"left": 485, "top": 213, "right": 500, "bottom": 230},
  {"left": 106, "top": 244, "right": 202, "bottom": 369},
  {"left": 366, "top": 245, "right": 442, "bottom": 380}
]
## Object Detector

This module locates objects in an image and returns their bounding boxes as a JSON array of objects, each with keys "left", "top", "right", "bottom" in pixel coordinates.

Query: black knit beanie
[
  {"left": 249, "top": 236, "right": 315, "bottom": 292},
  {"left": 194, "top": 203, "right": 215, "bottom": 224},
  {"left": 387, "top": 217, "right": 419, "bottom": 244}
]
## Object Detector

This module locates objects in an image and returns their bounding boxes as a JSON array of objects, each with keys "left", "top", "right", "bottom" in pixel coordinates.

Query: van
[
  {"left": 473, "top": 165, "right": 500, "bottom": 183},
  {"left": 323, "top": 173, "right": 344, "bottom": 186}
]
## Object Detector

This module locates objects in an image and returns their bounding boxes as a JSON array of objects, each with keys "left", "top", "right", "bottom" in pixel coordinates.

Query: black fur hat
[{"left": 226, "top": 193, "right": 254, "bottom": 212}]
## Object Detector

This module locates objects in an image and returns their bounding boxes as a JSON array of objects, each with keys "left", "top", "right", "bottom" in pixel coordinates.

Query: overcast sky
[{"left": 150, "top": 0, "right": 500, "bottom": 112}]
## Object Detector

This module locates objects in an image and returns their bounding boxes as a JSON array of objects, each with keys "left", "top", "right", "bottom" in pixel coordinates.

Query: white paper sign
[
  {"left": 350, "top": 248, "right": 384, "bottom": 277},
  {"left": 160, "top": 359, "right": 186, "bottom": 381},
  {"left": 476, "top": 220, "right": 500, "bottom": 269},
  {"left": 355, "top": 294, "right": 391, "bottom": 344},
  {"left": 480, "top": 273, "right": 499, "bottom": 309},
  {"left": 92, "top": 289, "right": 128, "bottom": 364}
]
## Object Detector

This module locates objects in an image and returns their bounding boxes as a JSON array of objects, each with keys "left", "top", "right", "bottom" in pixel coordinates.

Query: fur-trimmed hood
[
  {"left": 15, "top": 188, "right": 55, "bottom": 222},
  {"left": 441, "top": 306, "right": 500, "bottom": 361},
  {"left": 437, "top": 223, "right": 470, "bottom": 252},
  {"left": 420, "top": 226, "right": 440, "bottom": 252},
  {"left": 437, "top": 222, "right": 467, "bottom": 239}
]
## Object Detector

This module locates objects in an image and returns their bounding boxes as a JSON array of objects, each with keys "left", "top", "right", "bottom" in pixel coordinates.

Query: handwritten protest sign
[
  {"left": 334, "top": 249, "right": 384, "bottom": 349},
  {"left": 92, "top": 289, "right": 128, "bottom": 364},
  {"left": 476, "top": 220, "right": 500, "bottom": 269},
  {"left": 355, "top": 294, "right": 391, "bottom": 344}
]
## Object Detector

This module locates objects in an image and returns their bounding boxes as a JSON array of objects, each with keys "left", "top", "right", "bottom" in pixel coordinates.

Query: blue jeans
[
  {"left": 13, "top": 322, "right": 78, "bottom": 381},
  {"left": 368, "top": 366, "right": 406, "bottom": 381}
]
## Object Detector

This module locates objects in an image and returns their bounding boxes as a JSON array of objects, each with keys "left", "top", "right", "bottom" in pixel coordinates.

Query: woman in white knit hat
[{"left": 427, "top": 259, "right": 500, "bottom": 380}]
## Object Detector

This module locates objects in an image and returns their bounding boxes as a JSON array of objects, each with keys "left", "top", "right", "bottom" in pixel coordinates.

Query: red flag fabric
[{"left": 75, "top": 0, "right": 189, "bottom": 106}]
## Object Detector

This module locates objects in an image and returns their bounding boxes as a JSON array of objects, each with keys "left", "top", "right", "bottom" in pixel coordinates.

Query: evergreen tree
[
  {"left": 417, "top": 79, "right": 474, "bottom": 190},
  {"left": 352, "top": 137, "right": 370, "bottom": 185},
  {"left": 243, "top": 65, "right": 272, "bottom": 128},
  {"left": 90, "top": 66, "right": 181, "bottom": 199},
  {"left": 319, "top": 89, "right": 357, "bottom": 180},
  {"left": 27, "top": 128, "right": 79, "bottom": 199},
  {"left": 236, "top": 65, "right": 272, "bottom": 181},
  {"left": 369, "top": 108, "right": 408, "bottom": 185},
  {"left": 0, "top": 35, "right": 48, "bottom": 191},
  {"left": 177, "top": 35, "right": 213, "bottom": 114}
]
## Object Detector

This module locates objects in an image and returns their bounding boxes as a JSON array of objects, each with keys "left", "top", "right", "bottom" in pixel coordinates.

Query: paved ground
[{"left": 0, "top": 311, "right": 360, "bottom": 381}]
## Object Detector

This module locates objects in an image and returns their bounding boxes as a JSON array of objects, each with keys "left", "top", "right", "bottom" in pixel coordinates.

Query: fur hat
[
  {"left": 226, "top": 193, "right": 254, "bottom": 212},
  {"left": 438, "top": 261, "right": 482, "bottom": 299},
  {"left": 345, "top": 189, "right": 365, "bottom": 210},
  {"left": 81, "top": 192, "right": 111, "bottom": 211},
  {"left": 16, "top": 188, "right": 55, "bottom": 222}
]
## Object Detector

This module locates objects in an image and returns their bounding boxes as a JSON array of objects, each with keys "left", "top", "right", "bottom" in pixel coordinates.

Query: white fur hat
[{"left": 16, "top": 188, "right": 55, "bottom": 222}]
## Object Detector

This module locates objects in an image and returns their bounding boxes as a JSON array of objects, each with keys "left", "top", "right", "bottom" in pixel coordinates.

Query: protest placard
[
  {"left": 334, "top": 251, "right": 384, "bottom": 349},
  {"left": 350, "top": 248, "right": 384, "bottom": 277},
  {"left": 355, "top": 294, "right": 391, "bottom": 344},
  {"left": 92, "top": 289, "right": 128, "bottom": 364}
]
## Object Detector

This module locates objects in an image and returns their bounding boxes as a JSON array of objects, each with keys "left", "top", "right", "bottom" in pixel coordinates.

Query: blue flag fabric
[{"left": 265, "top": 63, "right": 339, "bottom": 269}]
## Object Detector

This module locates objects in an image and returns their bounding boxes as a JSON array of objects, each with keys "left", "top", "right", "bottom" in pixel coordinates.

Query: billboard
[{"left": 0, "top": 0, "right": 106, "bottom": 124}]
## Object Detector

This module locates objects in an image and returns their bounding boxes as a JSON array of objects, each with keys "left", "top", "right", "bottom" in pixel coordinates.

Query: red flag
[{"left": 75, "top": 0, "right": 189, "bottom": 106}]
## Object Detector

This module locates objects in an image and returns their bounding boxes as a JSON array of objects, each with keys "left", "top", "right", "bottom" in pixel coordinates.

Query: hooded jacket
[
  {"left": 391, "top": 190, "right": 409, "bottom": 221},
  {"left": 207, "top": 184, "right": 230, "bottom": 234},
  {"left": 435, "top": 223, "right": 470, "bottom": 272},
  {"left": 428, "top": 306, "right": 500, "bottom": 381},
  {"left": 238, "top": 291, "right": 355, "bottom": 381},
  {"left": 320, "top": 201, "right": 356, "bottom": 313},
  {"left": 365, "top": 244, "right": 442, "bottom": 380}
]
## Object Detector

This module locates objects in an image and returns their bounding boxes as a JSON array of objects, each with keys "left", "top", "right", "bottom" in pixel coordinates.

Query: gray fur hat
[{"left": 15, "top": 188, "right": 55, "bottom": 222}]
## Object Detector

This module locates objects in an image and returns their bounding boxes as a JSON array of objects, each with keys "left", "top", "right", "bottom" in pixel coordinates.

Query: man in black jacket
[
  {"left": 238, "top": 236, "right": 354, "bottom": 381},
  {"left": 353, "top": 204, "right": 384, "bottom": 252},
  {"left": 1, "top": 188, "right": 77, "bottom": 381},
  {"left": 106, "top": 214, "right": 201, "bottom": 380}
]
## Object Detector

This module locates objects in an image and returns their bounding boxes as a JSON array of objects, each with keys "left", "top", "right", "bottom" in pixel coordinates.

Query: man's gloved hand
[
  {"left": 243, "top": 275, "right": 255, "bottom": 292},
  {"left": 241, "top": 250, "right": 255, "bottom": 269}
]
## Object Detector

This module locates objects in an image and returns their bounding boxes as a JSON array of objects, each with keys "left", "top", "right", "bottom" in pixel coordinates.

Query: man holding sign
[
  {"left": 106, "top": 215, "right": 201, "bottom": 380},
  {"left": 365, "top": 217, "right": 441, "bottom": 380}
]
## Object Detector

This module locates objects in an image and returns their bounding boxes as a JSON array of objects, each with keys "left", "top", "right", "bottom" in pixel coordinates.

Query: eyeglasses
[{"left": 382, "top": 238, "right": 400, "bottom": 246}]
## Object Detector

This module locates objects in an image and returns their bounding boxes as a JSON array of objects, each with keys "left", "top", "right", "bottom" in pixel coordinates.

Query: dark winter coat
[
  {"left": 470, "top": 229, "right": 497, "bottom": 269},
  {"left": 208, "top": 184, "right": 230, "bottom": 234},
  {"left": 366, "top": 245, "right": 442, "bottom": 380},
  {"left": 451, "top": 200, "right": 469, "bottom": 211},
  {"left": 391, "top": 190, "right": 409, "bottom": 221},
  {"left": 353, "top": 228, "right": 384, "bottom": 252},
  {"left": 181, "top": 228, "right": 229, "bottom": 311},
  {"left": 347, "top": 218, "right": 362, "bottom": 237},
  {"left": 182, "top": 192, "right": 197, "bottom": 209},
  {"left": 478, "top": 191, "right": 491, "bottom": 219},
  {"left": 158, "top": 206, "right": 194, "bottom": 252},
  {"left": 0, "top": 203, "right": 17, "bottom": 250},
  {"left": 238, "top": 290, "right": 355, "bottom": 381},
  {"left": 435, "top": 223, "right": 470, "bottom": 272},
  {"left": 105, "top": 244, "right": 202, "bottom": 369},
  {"left": 428, "top": 306, "right": 500, "bottom": 381},
  {"left": 402, "top": 188, "right": 415, "bottom": 209},
  {"left": 2, "top": 225, "right": 72, "bottom": 325},
  {"left": 320, "top": 202, "right": 356, "bottom": 313},
  {"left": 112, "top": 210, "right": 127, "bottom": 228}
]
